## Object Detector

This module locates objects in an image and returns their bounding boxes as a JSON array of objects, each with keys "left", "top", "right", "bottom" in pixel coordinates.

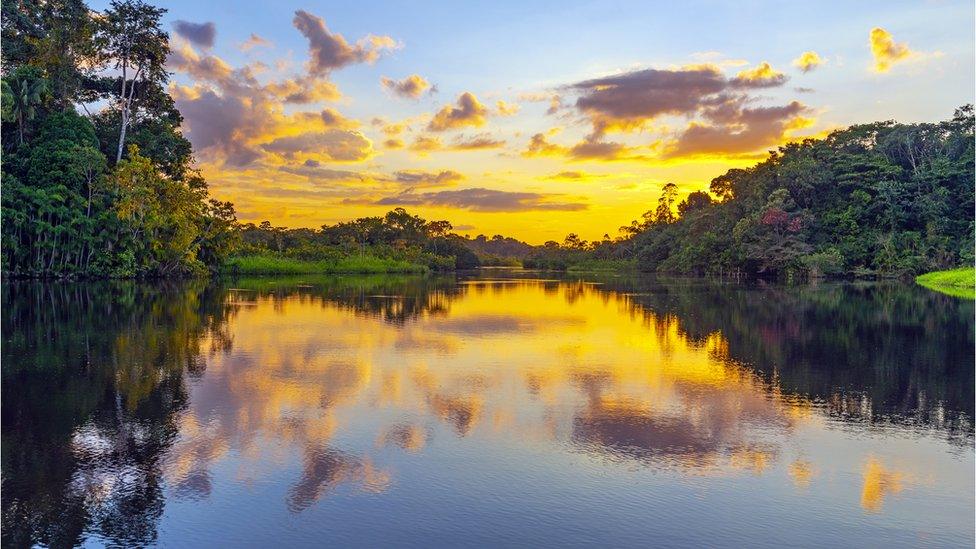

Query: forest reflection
[{"left": 2, "top": 273, "right": 972, "bottom": 547}]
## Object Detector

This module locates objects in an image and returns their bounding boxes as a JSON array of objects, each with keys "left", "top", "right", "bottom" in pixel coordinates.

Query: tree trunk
[{"left": 116, "top": 111, "right": 129, "bottom": 163}]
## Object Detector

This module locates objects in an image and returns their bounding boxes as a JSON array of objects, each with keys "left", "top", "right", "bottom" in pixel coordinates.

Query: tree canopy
[{"left": 1, "top": 0, "right": 236, "bottom": 277}]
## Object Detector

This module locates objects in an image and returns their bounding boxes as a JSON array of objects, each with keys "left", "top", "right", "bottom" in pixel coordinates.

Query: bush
[{"left": 801, "top": 248, "right": 845, "bottom": 277}]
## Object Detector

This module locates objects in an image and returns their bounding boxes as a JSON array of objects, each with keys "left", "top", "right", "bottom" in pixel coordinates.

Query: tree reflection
[
  {"left": 1, "top": 281, "right": 233, "bottom": 547},
  {"left": 600, "top": 277, "right": 975, "bottom": 437}
]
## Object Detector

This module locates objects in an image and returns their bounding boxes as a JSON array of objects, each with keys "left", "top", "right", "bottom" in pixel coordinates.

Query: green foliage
[
  {"left": 234, "top": 208, "right": 482, "bottom": 273},
  {"left": 5, "top": 65, "right": 48, "bottom": 144},
  {"left": 617, "top": 106, "right": 975, "bottom": 278},
  {"left": 1, "top": 0, "right": 237, "bottom": 279}
]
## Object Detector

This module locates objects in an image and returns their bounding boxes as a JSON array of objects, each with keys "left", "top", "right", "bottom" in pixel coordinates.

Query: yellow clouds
[
  {"left": 262, "top": 130, "right": 374, "bottom": 163},
  {"left": 409, "top": 135, "right": 442, "bottom": 154},
  {"left": 392, "top": 169, "right": 464, "bottom": 187},
  {"left": 407, "top": 133, "right": 506, "bottom": 155},
  {"left": 521, "top": 132, "right": 647, "bottom": 162},
  {"left": 428, "top": 92, "right": 488, "bottom": 131},
  {"left": 496, "top": 100, "right": 520, "bottom": 116},
  {"left": 265, "top": 76, "right": 341, "bottom": 104},
  {"left": 870, "top": 28, "right": 912, "bottom": 72},
  {"left": 523, "top": 133, "right": 564, "bottom": 157},
  {"left": 663, "top": 101, "right": 810, "bottom": 159},
  {"left": 452, "top": 133, "right": 506, "bottom": 150},
  {"left": 381, "top": 74, "right": 431, "bottom": 99},
  {"left": 792, "top": 51, "right": 824, "bottom": 73},
  {"left": 733, "top": 61, "right": 788, "bottom": 87}
]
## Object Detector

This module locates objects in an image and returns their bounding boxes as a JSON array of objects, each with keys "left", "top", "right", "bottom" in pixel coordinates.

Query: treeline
[
  {"left": 235, "top": 208, "right": 481, "bottom": 271},
  {"left": 529, "top": 107, "right": 975, "bottom": 278},
  {"left": 1, "top": 0, "right": 237, "bottom": 278},
  {"left": 462, "top": 234, "right": 533, "bottom": 266}
]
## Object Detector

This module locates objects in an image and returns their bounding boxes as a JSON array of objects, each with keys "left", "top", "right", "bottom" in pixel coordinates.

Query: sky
[{"left": 94, "top": 0, "right": 974, "bottom": 243}]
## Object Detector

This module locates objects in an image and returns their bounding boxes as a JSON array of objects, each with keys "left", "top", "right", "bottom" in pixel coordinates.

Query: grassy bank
[
  {"left": 566, "top": 259, "right": 637, "bottom": 273},
  {"left": 915, "top": 267, "right": 975, "bottom": 299},
  {"left": 223, "top": 255, "right": 428, "bottom": 275}
]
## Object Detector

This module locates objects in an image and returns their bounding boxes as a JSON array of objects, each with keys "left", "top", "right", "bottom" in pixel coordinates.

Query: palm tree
[{"left": 9, "top": 73, "right": 47, "bottom": 145}]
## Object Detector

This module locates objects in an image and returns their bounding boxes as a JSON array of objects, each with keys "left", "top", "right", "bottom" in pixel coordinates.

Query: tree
[
  {"left": 97, "top": 0, "right": 169, "bottom": 163},
  {"left": 1, "top": 80, "right": 13, "bottom": 122},
  {"left": 677, "top": 191, "right": 713, "bottom": 217},
  {"left": 562, "top": 233, "right": 588, "bottom": 250},
  {"left": 655, "top": 182, "right": 678, "bottom": 225},
  {"left": 6, "top": 67, "right": 47, "bottom": 144}
]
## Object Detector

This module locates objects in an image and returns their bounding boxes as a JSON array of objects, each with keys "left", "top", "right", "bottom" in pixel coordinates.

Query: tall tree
[
  {"left": 655, "top": 182, "right": 678, "bottom": 225},
  {"left": 97, "top": 0, "right": 168, "bottom": 163}
]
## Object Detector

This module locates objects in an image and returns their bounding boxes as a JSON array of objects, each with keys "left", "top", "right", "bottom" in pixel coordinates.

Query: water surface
[{"left": 3, "top": 272, "right": 973, "bottom": 547}]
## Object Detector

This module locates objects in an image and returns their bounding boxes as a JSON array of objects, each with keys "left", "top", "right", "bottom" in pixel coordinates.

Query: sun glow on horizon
[{"left": 135, "top": 1, "right": 973, "bottom": 243}]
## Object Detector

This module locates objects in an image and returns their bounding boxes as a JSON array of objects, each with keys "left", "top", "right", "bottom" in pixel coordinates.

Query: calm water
[{"left": 2, "top": 272, "right": 973, "bottom": 548}]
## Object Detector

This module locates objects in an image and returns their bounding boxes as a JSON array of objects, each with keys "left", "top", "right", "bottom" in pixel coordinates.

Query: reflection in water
[
  {"left": 861, "top": 457, "right": 909, "bottom": 513},
  {"left": 2, "top": 273, "right": 973, "bottom": 547},
  {"left": 1, "top": 281, "right": 232, "bottom": 548}
]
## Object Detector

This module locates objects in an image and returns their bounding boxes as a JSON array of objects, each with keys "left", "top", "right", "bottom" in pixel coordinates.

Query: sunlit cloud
[
  {"left": 408, "top": 135, "right": 443, "bottom": 155},
  {"left": 732, "top": 61, "right": 788, "bottom": 87},
  {"left": 318, "top": 108, "right": 359, "bottom": 129},
  {"left": 869, "top": 27, "right": 912, "bottom": 73},
  {"left": 451, "top": 133, "right": 506, "bottom": 150},
  {"left": 406, "top": 133, "right": 505, "bottom": 154},
  {"left": 428, "top": 92, "right": 489, "bottom": 131},
  {"left": 792, "top": 51, "right": 824, "bottom": 73},
  {"left": 496, "top": 100, "right": 520, "bottom": 116},
  {"left": 262, "top": 129, "right": 374, "bottom": 162},
  {"left": 381, "top": 74, "right": 431, "bottom": 99},
  {"left": 265, "top": 76, "right": 341, "bottom": 104},
  {"left": 569, "top": 64, "right": 792, "bottom": 138},
  {"left": 521, "top": 132, "right": 648, "bottom": 162},
  {"left": 393, "top": 169, "right": 464, "bottom": 187},
  {"left": 279, "top": 160, "right": 367, "bottom": 182},
  {"left": 663, "top": 101, "right": 810, "bottom": 158}
]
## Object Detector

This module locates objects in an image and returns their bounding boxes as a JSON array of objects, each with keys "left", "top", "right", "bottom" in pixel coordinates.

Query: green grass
[
  {"left": 223, "top": 255, "right": 428, "bottom": 275},
  {"left": 566, "top": 259, "right": 637, "bottom": 273},
  {"left": 915, "top": 267, "right": 975, "bottom": 299}
]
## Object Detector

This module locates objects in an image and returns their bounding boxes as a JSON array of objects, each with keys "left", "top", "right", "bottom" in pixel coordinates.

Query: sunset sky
[{"left": 93, "top": 0, "right": 974, "bottom": 242}]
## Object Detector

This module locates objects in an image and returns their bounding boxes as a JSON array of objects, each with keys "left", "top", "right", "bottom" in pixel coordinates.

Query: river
[{"left": 2, "top": 271, "right": 973, "bottom": 547}]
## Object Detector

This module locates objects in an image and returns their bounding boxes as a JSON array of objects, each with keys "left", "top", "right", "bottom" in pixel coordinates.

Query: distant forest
[
  {"left": 1, "top": 0, "right": 972, "bottom": 279},
  {"left": 236, "top": 106, "right": 975, "bottom": 279},
  {"left": 526, "top": 106, "right": 975, "bottom": 277}
]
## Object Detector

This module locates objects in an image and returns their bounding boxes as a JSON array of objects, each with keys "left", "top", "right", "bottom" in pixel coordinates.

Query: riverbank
[
  {"left": 566, "top": 259, "right": 637, "bottom": 273},
  {"left": 222, "top": 255, "right": 429, "bottom": 275},
  {"left": 915, "top": 267, "right": 975, "bottom": 299}
]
